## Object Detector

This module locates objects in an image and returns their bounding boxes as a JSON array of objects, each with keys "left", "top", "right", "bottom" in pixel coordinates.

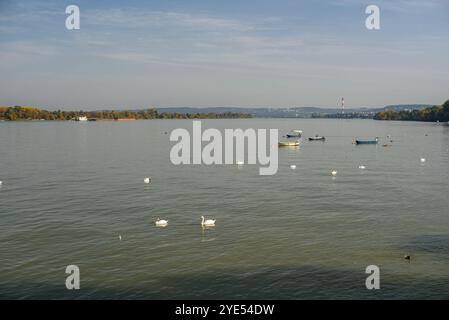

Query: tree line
[
  {"left": 0, "top": 106, "right": 252, "bottom": 121},
  {"left": 374, "top": 100, "right": 449, "bottom": 122}
]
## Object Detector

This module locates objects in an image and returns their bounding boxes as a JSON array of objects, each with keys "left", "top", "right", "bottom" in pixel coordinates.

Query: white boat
[
  {"left": 279, "top": 140, "right": 300, "bottom": 147},
  {"left": 75, "top": 116, "right": 88, "bottom": 121},
  {"left": 309, "top": 135, "right": 326, "bottom": 141},
  {"left": 286, "top": 130, "right": 303, "bottom": 138}
]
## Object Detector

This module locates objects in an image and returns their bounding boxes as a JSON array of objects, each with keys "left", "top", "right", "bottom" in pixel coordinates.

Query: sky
[{"left": 0, "top": 0, "right": 448, "bottom": 110}]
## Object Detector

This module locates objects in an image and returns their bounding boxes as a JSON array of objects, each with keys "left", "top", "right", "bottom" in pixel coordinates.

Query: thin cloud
[
  {"left": 83, "top": 8, "right": 255, "bottom": 31},
  {"left": 331, "top": 0, "right": 445, "bottom": 12}
]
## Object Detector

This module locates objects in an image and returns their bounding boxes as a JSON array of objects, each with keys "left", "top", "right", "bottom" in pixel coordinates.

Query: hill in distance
[{"left": 155, "top": 104, "right": 431, "bottom": 118}]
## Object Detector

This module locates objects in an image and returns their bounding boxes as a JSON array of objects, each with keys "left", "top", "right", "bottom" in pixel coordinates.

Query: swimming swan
[
  {"left": 144, "top": 177, "right": 151, "bottom": 184},
  {"left": 201, "top": 216, "right": 216, "bottom": 227},
  {"left": 155, "top": 218, "right": 168, "bottom": 227},
  {"left": 331, "top": 170, "right": 338, "bottom": 176}
]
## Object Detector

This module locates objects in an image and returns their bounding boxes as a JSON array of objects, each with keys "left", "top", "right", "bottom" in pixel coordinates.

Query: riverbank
[
  {"left": 374, "top": 100, "right": 449, "bottom": 122},
  {"left": 0, "top": 106, "right": 252, "bottom": 121}
]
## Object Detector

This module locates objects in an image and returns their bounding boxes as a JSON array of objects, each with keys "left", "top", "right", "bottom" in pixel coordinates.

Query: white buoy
[
  {"left": 0, "top": 181, "right": 2, "bottom": 186},
  {"left": 119, "top": 235, "right": 122, "bottom": 241},
  {"left": 420, "top": 158, "right": 426, "bottom": 163},
  {"left": 358, "top": 165, "right": 366, "bottom": 170},
  {"left": 331, "top": 170, "right": 337, "bottom": 176},
  {"left": 290, "top": 165, "right": 296, "bottom": 169},
  {"left": 144, "top": 177, "right": 151, "bottom": 184}
]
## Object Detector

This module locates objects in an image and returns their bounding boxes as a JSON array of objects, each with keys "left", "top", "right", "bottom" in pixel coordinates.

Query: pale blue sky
[{"left": 0, "top": 0, "right": 448, "bottom": 109}]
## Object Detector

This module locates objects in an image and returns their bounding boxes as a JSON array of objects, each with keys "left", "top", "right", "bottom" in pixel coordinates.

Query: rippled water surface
[{"left": 1, "top": 119, "right": 449, "bottom": 299}]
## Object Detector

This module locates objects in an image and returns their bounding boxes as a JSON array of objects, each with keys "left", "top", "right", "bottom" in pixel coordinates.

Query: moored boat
[
  {"left": 309, "top": 135, "right": 325, "bottom": 141},
  {"left": 279, "top": 140, "right": 300, "bottom": 147},
  {"left": 355, "top": 137, "right": 378, "bottom": 145},
  {"left": 286, "top": 130, "right": 302, "bottom": 138}
]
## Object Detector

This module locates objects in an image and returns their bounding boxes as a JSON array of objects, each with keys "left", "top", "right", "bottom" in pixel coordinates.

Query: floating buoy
[
  {"left": 331, "top": 170, "right": 337, "bottom": 176},
  {"left": 420, "top": 158, "right": 426, "bottom": 163},
  {"left": 155, "top": 218, "right": 168, "bottom": 227},
  {"left": 0, "top": 181, "right": 2, "bottom": 186},
  {"left": 358, "top": 165, "right": 366, "bottom": 170},
  {"left": 290, "top": 165, "right": 296, "bottom": 169},
  {"left": 119, "top": 235, "right": 122, "bottom": 241},
  {"left": 144, "top": 177, "right": 151, "bottom": 184}
]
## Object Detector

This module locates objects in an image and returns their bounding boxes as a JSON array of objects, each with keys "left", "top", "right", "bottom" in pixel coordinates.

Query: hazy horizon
[
  {"left": 1, "top": 0, "right": 448, "bottom": 110},
  {"left": 0, "top": 103, "right": 436, "bottom": 112}
]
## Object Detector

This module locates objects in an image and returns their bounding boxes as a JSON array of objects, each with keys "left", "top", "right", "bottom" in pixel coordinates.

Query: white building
[{"left": 75, "top": 116, "right": 88, "bottom": 121}]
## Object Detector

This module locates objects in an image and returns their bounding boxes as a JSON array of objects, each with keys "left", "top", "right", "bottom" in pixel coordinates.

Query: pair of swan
[
  {"left": 154, "top": 216, "right": 216, "bottom": 227},
  {"left": 331, "top": 165, "right": 366, "bottom": 175}
]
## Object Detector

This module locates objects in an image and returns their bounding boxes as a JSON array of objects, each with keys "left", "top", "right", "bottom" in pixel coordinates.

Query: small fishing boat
[
  {"left": 286, "top": 130, "right": 302, "bottom": 138},
  {"left": 355, "top": 137, "right": 379, "bottom": 145},
  {"left": 279, "top": 140, "right": 300, "bottom": 147},
  {"left": 308, "top": 135, "right": 325, "bottom": 141}
]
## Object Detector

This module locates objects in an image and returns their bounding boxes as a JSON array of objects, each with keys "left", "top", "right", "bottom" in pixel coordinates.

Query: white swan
[
  {"left": 119, "top": 234, "right": 122, "bottom": 241},
  {"left": 236, "top": 160, "right": 244, "bottom": 166},
  {"left": 144, "top": 177, "right": 151, "bottom": 184},
  {"left": 358, "top": 165, "right": 366, "bottom": 169},
  {"left": 155, "top": 218, "right": 168, "bottom": 227},
  {"left": 201, "top": 215, "right": 216, "bottom": 227},
  {"left": 290, "top": 165, "right": 296, "bottom": 170},
  {"left": 420, "top": 158, "right": 426, "bottom": 163},
  {"left": 0, "top": 181, "right": 2, "bottom": 186},
  {"left": 331, "top": 170, "right": 338, "bottom": 176}
]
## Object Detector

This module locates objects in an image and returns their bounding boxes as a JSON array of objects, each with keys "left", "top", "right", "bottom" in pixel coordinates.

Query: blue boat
[{"left": 355, "top": 137, "right": 378, "bottom": 145}]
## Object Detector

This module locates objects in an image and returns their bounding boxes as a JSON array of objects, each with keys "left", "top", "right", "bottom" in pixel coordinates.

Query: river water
[{"left": 0, "top": 119, "right": 448, "bottom": 299}]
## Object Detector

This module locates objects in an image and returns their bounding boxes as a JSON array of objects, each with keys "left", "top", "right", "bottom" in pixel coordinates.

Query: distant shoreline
[
  {"left": 0, "top": 106, "right": 252, "bottom": 121},
  {"left": 1, "top": 101, "right": 448, "bottom": 122},
  {"left": 374, "top": 100, "right": 449, "bottom": 122}
]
